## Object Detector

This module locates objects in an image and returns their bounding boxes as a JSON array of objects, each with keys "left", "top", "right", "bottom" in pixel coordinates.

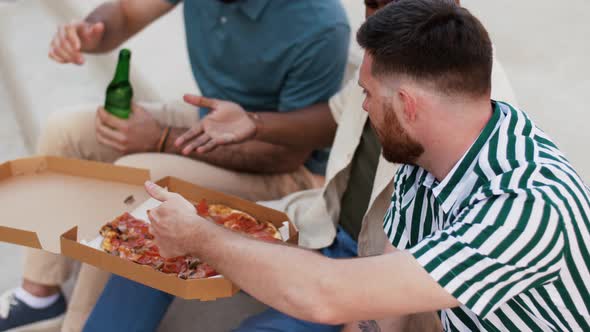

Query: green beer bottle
[{"left": 105, "top": 49, "right": 133, "bottom": 119}]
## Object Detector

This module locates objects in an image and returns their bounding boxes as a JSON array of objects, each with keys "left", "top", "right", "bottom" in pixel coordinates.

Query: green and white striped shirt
[{"left": 383, "top": 101, "right": 590, "bottom": 331}]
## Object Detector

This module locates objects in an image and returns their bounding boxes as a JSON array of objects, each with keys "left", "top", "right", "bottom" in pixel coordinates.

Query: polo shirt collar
[
  {"left": 239, "top": 0, "right": 271, "bottom": 21},
  {"left": 427, "top": 101, "right": 504, "bottom": 213}
]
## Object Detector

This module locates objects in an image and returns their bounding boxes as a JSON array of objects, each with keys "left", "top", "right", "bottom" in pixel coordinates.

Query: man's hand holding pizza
[{"left": 145, "top": 181, "right": 206, "bottom": 258}]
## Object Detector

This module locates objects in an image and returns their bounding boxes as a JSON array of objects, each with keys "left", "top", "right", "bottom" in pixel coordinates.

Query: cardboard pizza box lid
[{"left": 0, "top": 156, "right": 150, "bottom": 253}]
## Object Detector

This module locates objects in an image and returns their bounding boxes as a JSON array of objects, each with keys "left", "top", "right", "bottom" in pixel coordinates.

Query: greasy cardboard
[{"left": 0, "top": 156, "right": 297, "bottom": 301}]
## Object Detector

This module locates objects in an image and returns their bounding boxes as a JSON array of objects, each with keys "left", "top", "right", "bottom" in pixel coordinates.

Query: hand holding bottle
[
  {"left": 48, "top": 21, "right": 105, "bottom": 65},
  {"left": 95, "top": 103, "right": 163, "bottom": 154}
]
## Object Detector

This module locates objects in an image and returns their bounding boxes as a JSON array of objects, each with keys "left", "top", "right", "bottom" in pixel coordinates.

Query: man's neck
[{"left": 417, "top": 99, "right": 493, "bottom": 182}]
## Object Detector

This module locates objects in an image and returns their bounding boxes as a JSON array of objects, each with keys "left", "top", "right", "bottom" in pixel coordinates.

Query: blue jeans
[{"left": 83, "top": 227, "right": 357, "bottom": 332}]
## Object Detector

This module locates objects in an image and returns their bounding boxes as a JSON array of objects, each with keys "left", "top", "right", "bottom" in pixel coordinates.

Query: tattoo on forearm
[{"left": 358, "top": 320, "right": 382, "bottom": 332}]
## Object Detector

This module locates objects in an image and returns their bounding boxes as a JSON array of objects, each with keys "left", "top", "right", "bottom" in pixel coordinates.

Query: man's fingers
[
  {"left": 196, "top": 138, "right": 221, "bottom": 154},
  {"left": 85, "top": 22, "right": 105, "bottom": 39},
  {"left": 51, "top": 38, "right": 73, "bottom": 63},
  {"left": 197, "top": 133, "right": 236, "bottom": 153},
  {"left": 96, "top": 132, "right": 126, "bottom": 152},
  {"left": 147, "top": 210, "right": 161, "bottom": 228},
  {"left": 65, "top": 24, "right": 84, "bottom": 64},
  {"left": 95, "top": 119, "right": 127, "bottom": 144},
  {"left": 175, "top": 124, "right": 203, "bottom": 147},
  {"left": 182, "top": 134, "right": 211, "bottom": 155},
  {"left": 57, "top": 26, "right": 83, "bottom": 65},
  {"left": 49, "top": 21, "right": 91, "bottom": 64},
  {"left": 80, "top": 22, "right": 94, "bottom": 38},
  {"left": 64, "top": 24, "right": 81, "bottom": 50},
  {"left": 183, "top": 94, "right": 219, "bottom": 109},
  {"left": 78, "top": 22, "right": 103, "bottom": 55},
  {"left": 145, "top": 181, "right": 175, "bottom": 202},
  {"left": 97, "top": 107, "right": 128, "bottom": 131},
  {"left": 95, "top": 113, "right": 127, "bottom": 152},
  {"left": 58, "top": 24, "right": 79, "bottom": 57},
  {"left": 148, "top": 218, "right": 175, "bottom": 259},
  {"left": 48, "top": 49, "right": 66, "bottom": 64},
  {"left": 58, "top": 26, "right": 76, "bottom": 54}
]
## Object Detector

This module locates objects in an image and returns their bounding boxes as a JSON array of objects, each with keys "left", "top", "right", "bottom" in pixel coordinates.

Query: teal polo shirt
[{"left": 165, "top": 0, "right": 350, "bottom": 174}]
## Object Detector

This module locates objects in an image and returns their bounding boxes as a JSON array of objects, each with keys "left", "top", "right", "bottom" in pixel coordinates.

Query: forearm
[
  {"left": 164, "top": 128, "right": 311, "bottom": 174},
  {"left": 186, "top": 223, "right": 459, "bottom": 325},
  {"left": 187, "top": 220, "right": 336, "bottom": 323},
  {"left": 84, "top": 0, "right": 173, "bottom": 53},
  {"left": 84, "top": 2, "right": 131, "bottom": 52},
  {"left": 344, "top": 313, "right": 441, "bottom": 332},
  {"left": 253, "top": 103, "right": 336, "bottom": 149},
  {"left": 183, "top": 221, "right": 432, "bottom": 324}
]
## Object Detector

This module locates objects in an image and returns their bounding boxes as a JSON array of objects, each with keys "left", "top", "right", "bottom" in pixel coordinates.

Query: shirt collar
[
  {"left": 427, "top": 101, "right": 504, "bottom": 213},
  {"left": 238, "top": 0, "right": 271, "bottom": 21}
]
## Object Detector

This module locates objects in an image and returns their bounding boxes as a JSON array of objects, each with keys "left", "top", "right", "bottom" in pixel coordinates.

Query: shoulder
[
  {"left": 474, "top": 102, "right": 568, "bottom": 180},
  {"left": 468, "top": 101, "right": 586, "bottom": 205},
  {"left": 268, "top": 0, "right": 348, "bottom": 25},
  {"left": 467, "top": 160, "right": 586, "bottom": 220},
  {"left": 265, "top": 0, "right": 350, "bottom": 41}
]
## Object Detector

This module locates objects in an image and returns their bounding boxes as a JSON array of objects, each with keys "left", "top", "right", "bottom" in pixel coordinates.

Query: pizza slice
[{"left": 195, "top": 199, "right": 282, "bottom": 242}]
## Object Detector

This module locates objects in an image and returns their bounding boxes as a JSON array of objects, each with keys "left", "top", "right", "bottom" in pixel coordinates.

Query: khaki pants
[{"left": 23, "top": 102, "right": 320, "bottom": 332}]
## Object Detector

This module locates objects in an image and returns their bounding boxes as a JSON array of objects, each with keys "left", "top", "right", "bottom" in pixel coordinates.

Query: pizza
[
  {"left": 100, "top": 212, "right": 217, "bottom": 279},
  {"left": 196, "top": 199, "right": 282, "bottom": 242},
  {"left": 99, "top": 199, "right": 282, "bottom": 279}
]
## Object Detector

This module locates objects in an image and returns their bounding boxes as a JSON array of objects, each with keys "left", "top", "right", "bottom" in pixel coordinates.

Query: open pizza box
[{"left": 0, "top": 156, "right": 298, "bottom": 301}]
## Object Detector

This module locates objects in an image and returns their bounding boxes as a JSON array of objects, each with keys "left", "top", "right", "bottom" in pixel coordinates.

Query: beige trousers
[{"left": 23, "top": 102, "right": 320, "bottom": 331}]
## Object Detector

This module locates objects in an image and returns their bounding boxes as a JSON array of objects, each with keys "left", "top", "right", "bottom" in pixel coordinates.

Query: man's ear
[{"left": 397, "top": 88, "right": 418, "bottom": 124}]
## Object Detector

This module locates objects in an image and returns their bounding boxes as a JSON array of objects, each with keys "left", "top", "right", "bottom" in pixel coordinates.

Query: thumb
[
  {"left": 92, "top": 22, "right": 105, "bottom": 35},
  {"left": 82, "top": 22, "right": 104, "bottom": 39},
  {"left": 145, "top": 181, "right": 174, "bottom": 202},
  {"left": 183, "top": 94, "right": 219, "bottom": 109},
  {"left": 147, "top": 211, "right": 159, "bottom": 228}
]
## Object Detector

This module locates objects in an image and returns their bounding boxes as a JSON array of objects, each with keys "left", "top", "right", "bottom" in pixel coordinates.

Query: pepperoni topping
[{"left": 195, "top": 199, "right": 209, "bottom": 217}]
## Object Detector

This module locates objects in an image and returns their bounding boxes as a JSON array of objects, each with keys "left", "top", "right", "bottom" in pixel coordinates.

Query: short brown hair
[{"left": 357, "top": 0, "right": 492, "bottom": 96}]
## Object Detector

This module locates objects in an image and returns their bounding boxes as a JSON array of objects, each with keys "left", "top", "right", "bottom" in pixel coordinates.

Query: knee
[
  {"left": 36, "top": 109, "right": 95, "bottom": 156},
  {"left": 114, "top": 154, "right": 158, "bottom": 180},
  {"left": 114, "top": 154, "right": 139, "bottom": 167},
  {"left": 37, "top": 111, "right": 70, "bottom": 154},
  {"left": 114, "top": 154, "right": 149, "bottom": 171}
]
